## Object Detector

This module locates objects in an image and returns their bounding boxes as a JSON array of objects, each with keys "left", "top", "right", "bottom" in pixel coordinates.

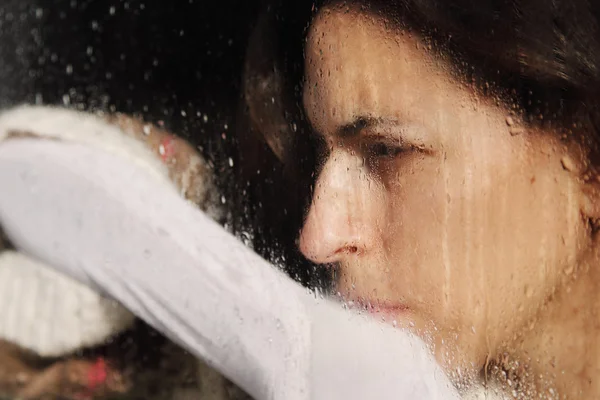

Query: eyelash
[
  {"left": 366, "top": 141, "right": 406, "bottom": 159},
  {"left": 310, "top": 134, "right": 422, "bottom": 173}
]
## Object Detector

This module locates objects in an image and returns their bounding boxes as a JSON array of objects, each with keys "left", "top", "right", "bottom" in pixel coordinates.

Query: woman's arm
[{"left": 0, "top": 106, "right": 459, "bottom": 400}]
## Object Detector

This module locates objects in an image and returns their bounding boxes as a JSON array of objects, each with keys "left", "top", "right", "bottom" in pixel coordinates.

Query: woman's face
[{"left": 299, "top": 6, "right": 592, "bottom": 374}]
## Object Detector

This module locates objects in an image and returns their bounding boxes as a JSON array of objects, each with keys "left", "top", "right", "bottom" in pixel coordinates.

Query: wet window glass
[{"left": 0, "top": 0, "right": 599, "bottom": 399}]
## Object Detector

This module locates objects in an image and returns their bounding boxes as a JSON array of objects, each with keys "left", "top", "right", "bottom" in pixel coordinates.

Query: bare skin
[{"left": 299, "top": 5, "right": 600, "bottom": 398}]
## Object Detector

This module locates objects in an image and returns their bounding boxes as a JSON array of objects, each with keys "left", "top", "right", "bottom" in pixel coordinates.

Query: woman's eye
[{"left": 367, "top": 142, "right": 405, "bottom": 159}]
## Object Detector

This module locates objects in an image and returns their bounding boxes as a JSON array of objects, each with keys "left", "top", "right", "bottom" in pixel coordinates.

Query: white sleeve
[{"left": 0, "top": 115, "right": 459, "bottom": 400}]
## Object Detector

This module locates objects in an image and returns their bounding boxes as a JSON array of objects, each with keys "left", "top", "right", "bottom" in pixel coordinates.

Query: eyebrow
[{"left": 336, "top": 116, "right": 394, "bottom": 138}]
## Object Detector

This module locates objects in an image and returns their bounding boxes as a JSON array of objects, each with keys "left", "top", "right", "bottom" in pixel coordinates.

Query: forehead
[{"left": 303, "top": 6, "right": 470, "bottom": 135}]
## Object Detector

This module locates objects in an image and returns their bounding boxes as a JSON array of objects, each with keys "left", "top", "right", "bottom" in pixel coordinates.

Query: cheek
[
  {"left": 379, "top": 157, "right": 491, "bottom": 367},
  {"left": 476, "top": 155, "right": 584, "bottom": 334},
  {"left": 379, "top": 140, "right": 582, "bottom": 335},
  {"left": 380, "top": 157, "right": 473, "bottom": 313}
]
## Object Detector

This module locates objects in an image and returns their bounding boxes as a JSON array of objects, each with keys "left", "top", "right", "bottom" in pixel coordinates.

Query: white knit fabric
[
  {"left": 0, "top": 105, "right": 174, "bottom": 189},
  {"left": 0, "top": 105, "right": 178, "bottom": 357},
  {"left": 0, "top": 251, "right": 135, "bottom": 357}
]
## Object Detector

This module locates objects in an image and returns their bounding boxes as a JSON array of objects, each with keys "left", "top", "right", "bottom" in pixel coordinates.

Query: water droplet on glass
[
  {"left": 561, "top": 155, "right": 576, "bottom": 172},
  {"left": 564, "top": 265, "right": 574, "bottom": 276},
  {"left": 15, "top": 372, "right": 29, "bottom": 385},
  {"left": 509, "top": 127, "right": 523, "bottom": 136},
  {"left": 228, "top": 157, "right": 234, "bottom": 167},
  {"left": 239, "top": 231, "right": 252, "bottom": 247}
]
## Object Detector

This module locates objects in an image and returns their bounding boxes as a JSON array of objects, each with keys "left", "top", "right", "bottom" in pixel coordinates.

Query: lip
[{"left": 339, "top": 294, "right": 410, "bottom": 317}]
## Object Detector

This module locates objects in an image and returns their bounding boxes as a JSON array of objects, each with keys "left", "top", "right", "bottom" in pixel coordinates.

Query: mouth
[{"left": 335, "top": 293, "right": 410, "bottom": 325}]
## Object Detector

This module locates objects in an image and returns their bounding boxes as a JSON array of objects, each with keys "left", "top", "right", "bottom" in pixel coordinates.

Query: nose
[{"left": 299, "top": 149, "right": 376, "bottom": 264}]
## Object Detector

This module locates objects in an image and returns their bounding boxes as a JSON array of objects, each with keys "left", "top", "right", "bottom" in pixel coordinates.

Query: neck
[{"left": 495, "top": 252, "right": 600, "bottom": 399}]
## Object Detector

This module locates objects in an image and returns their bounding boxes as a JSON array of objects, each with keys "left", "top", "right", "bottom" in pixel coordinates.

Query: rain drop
[
  {"left": 564, "top": 265, "right": 574, "bottom": 276},
  {"left": 561, "top": 155, "right": 576, "bottom": 172},
  {"left": 509, "top": 127, "right": 523, "bottom": 136},
  {"left": 240, "top": 231, "right": 251, "bottom": 244}
]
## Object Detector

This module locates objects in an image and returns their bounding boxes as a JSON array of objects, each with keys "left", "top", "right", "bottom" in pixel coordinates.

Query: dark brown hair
[
  {"left": 239, "top": 0, "right": 600, "bottom": 285},
  {"left": 377, "top": 0, "right": 600, "bottom": 151}
]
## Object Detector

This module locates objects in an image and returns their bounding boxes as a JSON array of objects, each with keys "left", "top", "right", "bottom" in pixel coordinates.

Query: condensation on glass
[{"left": 1, "top": 0, "right": 599, "bottom": 399}]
